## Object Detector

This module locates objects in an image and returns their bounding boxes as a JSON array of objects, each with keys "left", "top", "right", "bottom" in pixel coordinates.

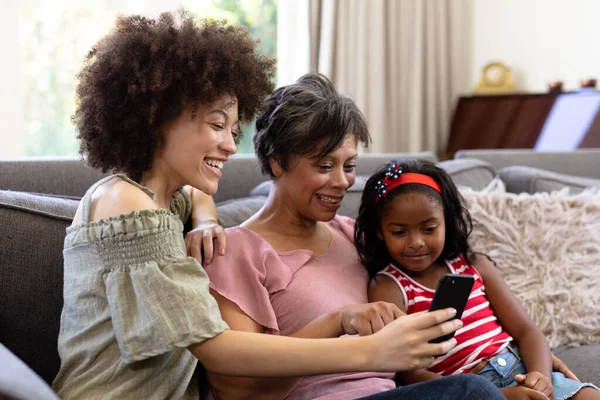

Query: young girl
[{"left": 354, "top": 158, "right": 600, "bottom": 400}]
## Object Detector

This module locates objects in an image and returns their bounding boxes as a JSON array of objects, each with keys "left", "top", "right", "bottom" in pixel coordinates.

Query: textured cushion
[
  {"left": 0, "top": 191, "right": 78, "bottom": 384},
  {"left": 0, "top": 343, "right": 59, "bottom": 400},
  {"left": 553, "top": 344, "right": 600, "bottom": 386},
  {"left": 216, "top": 196, "right": 268, "bottom": 228},
  {"left": 500, "top": 166, "right": 600, "bottom": 194},
  {"left": 438, "top": 159, "right": 496, "bottom": 191},
  {"left": 461, "top": 186, "right": 600, "bottom": 349}
]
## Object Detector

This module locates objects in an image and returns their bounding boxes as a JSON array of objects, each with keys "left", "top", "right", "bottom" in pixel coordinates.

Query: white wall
[{"left": 465, "top": 0, "right": 600, "bottom": 93}]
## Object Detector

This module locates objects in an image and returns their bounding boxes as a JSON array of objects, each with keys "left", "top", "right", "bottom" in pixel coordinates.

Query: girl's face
[
  {"left": 158, "top": 96, "right": 239, "bottom": 195},
  {"left": 273, "top": 135, "right": 357, "bottom": 222},
  {"left": 378, "top": 191, "right": 446, "bottom": 274}
]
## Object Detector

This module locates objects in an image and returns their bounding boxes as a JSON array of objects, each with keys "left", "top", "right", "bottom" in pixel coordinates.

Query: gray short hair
[{"left": 254, "top": 73, "right": 370, "bottom": 177}]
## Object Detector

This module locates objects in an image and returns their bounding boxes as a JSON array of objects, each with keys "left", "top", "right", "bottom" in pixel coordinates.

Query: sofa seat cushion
[
  {"left": 500, "top": 166, "right": 600, "bottom": 194},
  {"left": 461, "top": 186, "right": 600, "bottom": 349},
  {"left": 553, "top": 344, "right": 600, "bottom": 386},
  {"left": 0, "top": 190, "right": 78, "bottom": 384}
]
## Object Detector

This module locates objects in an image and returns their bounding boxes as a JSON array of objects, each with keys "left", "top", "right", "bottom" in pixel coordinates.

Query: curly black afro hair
[{"left": 74, "top": 9, "right": 276, "bottom": 180}]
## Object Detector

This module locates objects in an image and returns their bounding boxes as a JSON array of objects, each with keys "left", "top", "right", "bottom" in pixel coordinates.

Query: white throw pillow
[{"left": 460, "top": 186, "right": 600, "bottom": 348}]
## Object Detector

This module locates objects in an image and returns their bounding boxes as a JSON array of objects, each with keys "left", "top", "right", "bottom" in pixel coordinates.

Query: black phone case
[{"left": 428, "top": 274, "right": 475, "bottom": 343}]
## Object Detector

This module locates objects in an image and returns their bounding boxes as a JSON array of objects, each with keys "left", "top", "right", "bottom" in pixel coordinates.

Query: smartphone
[{"left": 428, "top": 274, "right": 475, "bottom": 343}]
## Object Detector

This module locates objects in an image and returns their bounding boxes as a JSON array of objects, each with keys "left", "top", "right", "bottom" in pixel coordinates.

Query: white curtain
[{"left": 278, "top": 0, "right": 468, "bottom": 154}]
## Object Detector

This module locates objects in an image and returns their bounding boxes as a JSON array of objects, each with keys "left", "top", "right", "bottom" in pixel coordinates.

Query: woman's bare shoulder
[{"left": 71, "top": 179, "right": 159, "bottom": 226}]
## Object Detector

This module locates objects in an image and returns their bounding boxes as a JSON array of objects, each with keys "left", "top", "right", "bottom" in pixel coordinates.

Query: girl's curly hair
[
  {"left": 74, "top": 9, "right": 276, "bottom": 180},
  {"left": 354, "top": 158, "right": 473, "bottom": 278}
]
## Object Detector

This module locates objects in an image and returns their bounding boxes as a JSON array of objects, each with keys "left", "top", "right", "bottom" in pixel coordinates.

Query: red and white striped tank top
[{"left": 378, "top": 255, "right": 513, "bottom": 375}]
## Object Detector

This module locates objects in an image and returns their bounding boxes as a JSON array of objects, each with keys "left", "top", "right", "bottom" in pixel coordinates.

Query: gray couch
[{"left": 1, "top": 149, "right": 599, "bottom": 398}]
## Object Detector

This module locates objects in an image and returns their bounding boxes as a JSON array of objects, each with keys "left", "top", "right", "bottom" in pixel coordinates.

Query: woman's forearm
[
  {"left": 194, "top": 301, "right": 461, "bottom": 379},
  {"left": 187, "top": 186, "right": 218, "bottom": 224},
  {"left": 291, "top": 308, "right": 344, "bottom": 339},
  {"left": 191, "top": 329, "right": 372, "bottom": 377},
  {"left": 207, "top": 311, "right": 345, "bottom": 399}
]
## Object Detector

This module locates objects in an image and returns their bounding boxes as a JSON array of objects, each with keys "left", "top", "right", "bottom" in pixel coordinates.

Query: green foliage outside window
[{"left": 19, "top": 0, "right": 277, "bottom": 156}]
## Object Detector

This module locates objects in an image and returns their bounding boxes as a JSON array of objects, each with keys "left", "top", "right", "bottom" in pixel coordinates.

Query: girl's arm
[
  {"left": 206, "top": 290, "right": 404, "bottom": 400},
  {"left": 473, "top": 254, "right": 552, "bottom": 384},
  {"left": 368, "top": 275, "right": 445, "bottom": 384}
]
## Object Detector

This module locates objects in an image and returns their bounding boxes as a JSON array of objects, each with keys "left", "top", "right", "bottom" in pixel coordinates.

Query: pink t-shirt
[{"left": 205, "top": 215, "right": 395, "bottom": 400}]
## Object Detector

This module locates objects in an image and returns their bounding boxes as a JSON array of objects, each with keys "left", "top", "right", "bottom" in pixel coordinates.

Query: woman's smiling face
[
  {"left": 273, "top": 135, "right": 358, "bottom": 222},
  {"left": 158, "top": 96, "right": 239, "bottom": 195}
]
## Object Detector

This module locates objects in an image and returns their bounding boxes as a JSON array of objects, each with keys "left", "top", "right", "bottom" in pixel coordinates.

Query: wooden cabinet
[{"left": 445, "top": 91, "right": 600, "bottom": 156}]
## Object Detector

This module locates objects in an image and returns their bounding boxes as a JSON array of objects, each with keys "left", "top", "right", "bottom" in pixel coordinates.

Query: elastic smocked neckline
[{"left": 65, "top": 209, "right": 182, "bottom": 245}]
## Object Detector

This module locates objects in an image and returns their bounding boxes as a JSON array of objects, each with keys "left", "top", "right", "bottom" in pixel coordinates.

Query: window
[{"left": 11, "top": 0, "right": 277, "bottom": 158}]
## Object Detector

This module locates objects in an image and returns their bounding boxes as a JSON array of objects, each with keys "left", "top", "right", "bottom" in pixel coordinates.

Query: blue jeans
[
  {"left": 477, "top": 346, "right": 599, "bottom": 400},
  {"left": 355, "top": 374, "right": 505, "bottom": 400}
]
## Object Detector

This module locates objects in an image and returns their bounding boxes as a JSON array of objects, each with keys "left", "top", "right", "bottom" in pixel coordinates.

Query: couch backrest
[
  {"left": 0, "top": 158, "right": 107, "bottom": 198},
  {"left": 455, "top": 149, "right": 600, "bottom": 179},
  {"left": 0, "top": 152, "right": 437, "bottom": 203},
  {"left": 0, "top": 151, "right": 437, "bottom": 384}
]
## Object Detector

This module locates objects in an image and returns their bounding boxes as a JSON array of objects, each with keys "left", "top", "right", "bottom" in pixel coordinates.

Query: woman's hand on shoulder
[
  {"left": 340, "top": 302, "right": 405, "bottom": 336},
  {"left": 185, "top": 218, "right": 226, "bottom": 265},
  {"left": 185, "top": 186, "right": 226, "bottom": 265}
]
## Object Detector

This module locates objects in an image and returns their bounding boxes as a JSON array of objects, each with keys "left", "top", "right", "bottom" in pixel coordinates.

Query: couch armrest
[{"left": 0, "top": 343, "right": 59, "bottom": 400}]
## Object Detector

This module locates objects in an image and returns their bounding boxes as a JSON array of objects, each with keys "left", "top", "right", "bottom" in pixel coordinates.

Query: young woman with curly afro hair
[{"left": 52, "top": 10, "right": 473, "bottom": 400}]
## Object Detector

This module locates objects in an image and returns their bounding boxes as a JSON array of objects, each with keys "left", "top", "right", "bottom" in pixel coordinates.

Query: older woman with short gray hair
[{"left": 204, "top": 73, "right": 506, "bottom": 400}]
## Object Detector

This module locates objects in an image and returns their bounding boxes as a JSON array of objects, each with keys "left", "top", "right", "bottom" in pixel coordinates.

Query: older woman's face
[
  {"left": 159, "top": 96, "right": 239, "bottom": 195},
  {"left": 279, "top": 135, "right": 358, "bottom": 222}
]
